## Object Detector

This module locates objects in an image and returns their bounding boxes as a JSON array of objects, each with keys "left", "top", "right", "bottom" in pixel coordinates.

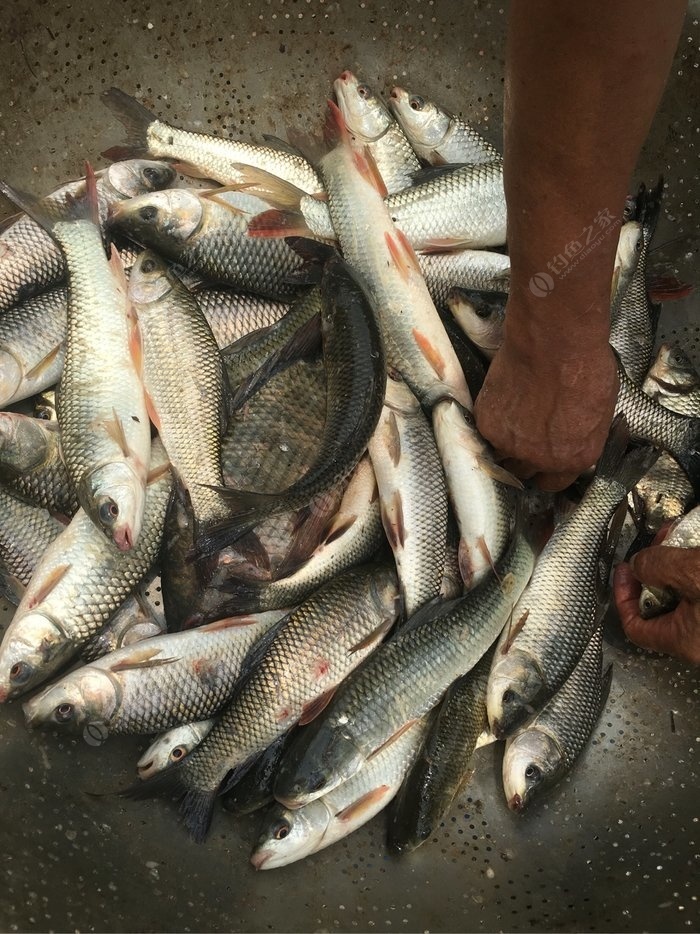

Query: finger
[
  {"left": 534, "top": 470, "right": 580, "bottom": 493},
  {"left": 613, "top": 563, "right": 643, "bottom": 629},
  {"left": 651, "top": 522, "right": 674, "bottom": 546},
  {"left": 630, "top": 545, "right": 700, "bottom": 600},
  {"left": 619, "top": 601, "right": 700, "bottom": 665}
]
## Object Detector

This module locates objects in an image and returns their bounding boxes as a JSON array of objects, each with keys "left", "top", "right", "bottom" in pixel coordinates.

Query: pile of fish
[{"left": 0, "top": 71, "right": 696, "bottom": 870}]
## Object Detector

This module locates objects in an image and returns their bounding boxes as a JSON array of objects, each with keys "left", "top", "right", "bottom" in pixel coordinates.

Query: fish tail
[
  {"left": 214, "top": 579, "right": 267, "bottom": 615},
  {"left": 180, "top": 788, "right": 218, "bottom": 843},
  {"left": 247, "top": 207, "right": 314, "bottom": 239},
  {"left": 0, "top": 162, "right": 102, "bottom": 238},
  {"left": 672, "top": 416, "right": 700, "bottom": 499},
  {"left": 193, "top": 487, "right": 279, "bottom": 557},
  {"left": 594, "top": 414, "right": 658, "bottom": 495},
  {"left": 101, "top": 87, "right": 155, "bottom": 161}
]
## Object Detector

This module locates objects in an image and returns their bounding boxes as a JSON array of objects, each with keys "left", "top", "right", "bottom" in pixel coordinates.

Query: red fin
[
  {"left": 24, "top": 343, "right": 63, "bottom": 380},
  {"left": 352, "top": 148, "right": 388, "bottom": 197},
  {"left": 349, "top": 614, "right": 394, "bottom": 655},
  {"left": 502, "top": 608, "right": 529, "bottom": 654},
  {"left": 476, "top": 535, "right": 496, "bottom": 576},
  {"left": 27, "top": 563, "right": 71, "bottom": 608},
  {"left": 324, "top": 99, "right": 349, "bottom": 147},
  {"left": 84, "top": 162, "right": 100, "bottom": 227},
  {"left": 201, "top": 614, "right": 263, "bottom": 631},
  {"left": 144, "top": 389, "right": 161, "bottom": 432},
  {"left": 385, "top": 411, "right": 402, "bottom": 467},
  {"left": 247, "top": 208, "right": 311, "bottom": 239},
  {"left": 101, "top": 408, "right": 130, "bottom": 459},
  {"left": 367, "top": 720, "right": 419, "bottom": 761},
  {"left": 395, "top": 228, "right": 420, "bottom": 270},
  {"left": 298, "top": 687, "right": 337, "bottom": 725},
  {"left": 102, "top": 145, "right": 144, "bottom": 162},
  {"left": 413, "top": 329, "right": 447, "bottom": 379},
  {"left": 385, "top": 231, "right": 413, "bottom": 283},
  {"left": 648, "top": 274, "right": 694, "bottom": 302},
  {"left": 335, "top": 785, "right": 390, "bottom": 823},
  {"left": 380, "top": 489, "right": 405, "bottom": 549}
]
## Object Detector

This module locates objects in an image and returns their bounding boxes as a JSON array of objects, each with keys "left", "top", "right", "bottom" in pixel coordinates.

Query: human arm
[{"left": 474, "top": 0, "right": 687, "bottom": 491}]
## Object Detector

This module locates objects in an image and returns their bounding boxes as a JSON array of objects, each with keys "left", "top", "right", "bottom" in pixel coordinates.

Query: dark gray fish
[
  {"left": 387, "top": 648, "right": 492, "bottom": 853},
  {"left": 0, "top": 413, "right": 78, "bottom": 516}
]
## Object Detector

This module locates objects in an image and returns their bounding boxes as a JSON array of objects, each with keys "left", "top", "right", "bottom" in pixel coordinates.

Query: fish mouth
[
  {"left": 112, "top": 524, "right": 134, "bottom": 551},
  {"left": 336, "top": 69, "right": 357, "bottom": 86},
  {"left": 0, "top": 684, "right": 9, "bottom": 704},
  {"left": 273, "top": 793, "right": 305, "bottom": 810},
  {"left": 250, "top": 851, "right": 271, "bottom": 871},
  {"left": 508, "top": 793, "right": 524, "bottom": 813},
  {"left": 389, "top": 87, "right": 407, "bottom": 103},
  {"left": 137, "top": 759, "right": 154, "bottom": 778}
]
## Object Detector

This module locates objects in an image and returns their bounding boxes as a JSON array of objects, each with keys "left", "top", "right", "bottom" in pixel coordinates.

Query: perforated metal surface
[{"left": 1, "top": 2, "right": 699, "bottom": 932}]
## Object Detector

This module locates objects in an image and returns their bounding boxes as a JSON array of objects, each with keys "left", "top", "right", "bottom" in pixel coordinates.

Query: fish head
[
  {"left": 250, "top": 802, "right": 329, "bottom": 870},
  {"left": 638, "top": 584, "right": 676, "bottom": 619},
  {"left": 22, "top": 667, "right": 117, "bottom": 731},
  {"left": 33, "top": 390, "right": 57, "bottom": 422},
  {"left": 0, "top": 349, "right": 23, "bottom": 408},
  {"left": 334, "top": 70, "right": 391, "bottom": 142},
  {"left": 81, "top": 462, "right": 146, "bottom": 551},
  {"left": 647, "top": 342, "right": 699, "bottom": 393},
  {"left": 0, "top": 613, "right": 69, "bottom": 701},
  {"left": 108, "top": 190, "right": 204, "bottom": 247},
  {"left": 274, "top": 717, "right": 366, "bottom": 807},
  {"left": 388, "top": 87, "right": 449, "bottom": 150},
  {"left": 128, "top": 250, "right": 174, "bottom": 305},
  {"left": 0, "top": 412, "right": 53, "bottom": 476},
  {"left": 136, "top": 724, "right": 204, "bottom": 779},
  {"left": 446, "top": 287, "right": 504, "bottom": 352},
  {"left": 106, "top": 160, "right": 177, "bottom": 199},
  {"left": 369, "top": 565, "right": 402, "bottom": 626},
  {"left": 502, "top": 728, "right": 562, "bottom": 812},
  {"left": 614, "top": 220, "right": 642, "bottom": 278},
  {"left": 486, "top": 649, "right": 544, "bottom": 738}
]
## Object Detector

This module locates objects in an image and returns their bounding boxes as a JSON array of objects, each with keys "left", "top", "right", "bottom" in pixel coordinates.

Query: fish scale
[
  {"left": 387, "top": 162, "right": 507, "bottom": 250},
  {"left": 0, "top": 488, "right": 63, "bottom": 603},
  {"left": 195, "top": 287, "right": 288, "bottom": 349},
  {"left": 417, "top": 250, "right": 510, "bottom": 306},
  {"left": 502, "top": 629, "right": 609, "bottom": 811},
  {"left": 24, "top": 611, "right": 285, "bottom": 735},
  {"left": 0, "top": 414, "right": 78, "bottom": 516},
  {"left": 129, "top": 251, "right": 229, "bottom": 537},
  {"left": 273, "top": 529, "right": 535, "bottom": 807},
  {"left": 139, "top": 563, "right": 400, "bottom": 842},
  {"left": 0, "top": 444, "right": 171, "bottom": 699}
]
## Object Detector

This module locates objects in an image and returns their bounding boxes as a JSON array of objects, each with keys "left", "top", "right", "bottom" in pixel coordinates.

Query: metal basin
[{"left": 1, "top": 2, "right": 698, "bottom": 930}]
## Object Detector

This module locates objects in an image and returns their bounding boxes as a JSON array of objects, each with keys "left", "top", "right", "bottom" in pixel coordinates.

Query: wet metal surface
[{"left": 1, "top": 1, "right": 699, "bottom": 931}]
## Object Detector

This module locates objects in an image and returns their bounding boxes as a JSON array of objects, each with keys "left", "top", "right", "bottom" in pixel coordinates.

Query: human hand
[
  {"left": 473, "top": 323, "right": 619, "bottom": 492},
  {"left": 613, "top": 542, "right": 700, "bottom": 666}
]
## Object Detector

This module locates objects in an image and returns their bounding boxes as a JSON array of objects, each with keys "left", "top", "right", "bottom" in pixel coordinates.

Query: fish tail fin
[
  {"left": 285, "top": 237, "right": 336, "bottom": 285},
  {"left": 673, "top": 416, "right": 700, "bottom": 499},
  {"left": 180, "top": 788, "right": 219, "bottom": 843},
  {"left": 193, "top": 487, "right": 279, "bottom": 557},
  {"left": 101, "top": 87, "right": 155, "bottom": 161},
  {"left": 594, "top": 414, "right": 658, "bottom": 495},
  {"left": 0, "top": 181, "right": 58, "bottom": 236},
  {"left": 213, "top": 579, "right": 267, "bottom": 615}
]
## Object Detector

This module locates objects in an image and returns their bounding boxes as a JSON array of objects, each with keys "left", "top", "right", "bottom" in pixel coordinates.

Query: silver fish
[
  {"left": 417, "top": 249, "right": 510, "bottom": 306},
  {"left": 368, "top": 372, "right": 448, "bottom": 617},
  {"left": 642, "top": 342, "right": 700, "bottom": 418},
  {"left": 102, "top": 87, "right": 323, "bottom": 194},
  {"left": 389, "top": 87, "right": 501, "bottom": 165},
  {"left": 0, "top": 488, "right": 63, "bottom": 605},
  {"left": 0, "top": 288, "right": 67, "bottom": 407},
  {"left": 194, "top": 287, "right": 288, "bottom": 349},
  {"left": 446, "top": 287, "right": 506, "bottom": 360},
  {"left": 334, "top": 71, "right": 421, "bottom": 194},
  {"left": 0, "top": 413, "right": 77, "bottom": 516},
  {"left": 137, "top": 720, "right": 215, "bottom": 780},
  {"left": 638, "top": 505, "right": 700, "bottom": 618}
]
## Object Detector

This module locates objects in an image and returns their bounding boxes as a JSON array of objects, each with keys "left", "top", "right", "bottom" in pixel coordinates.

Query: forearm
[{"left": 504, "top": 0, "right": 686, "bottom": 359}]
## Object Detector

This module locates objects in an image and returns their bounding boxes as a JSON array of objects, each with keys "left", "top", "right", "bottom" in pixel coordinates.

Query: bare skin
[
  {"left": 474, "top": 0, "right": 687, "bottom": 492},
  {"left": 614, "top": 542, "right": 700, "bottom": 667}
]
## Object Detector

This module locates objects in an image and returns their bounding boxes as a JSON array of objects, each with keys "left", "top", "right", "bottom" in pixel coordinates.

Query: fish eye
[
  {"left": 98, "top": 499, "right": 120, "bottom": 526},
  {"left": 357, "top": 84, "right": 371, "bottom": 99},
  {"left": 55, "top": 702, "right": 74, "bottom": 722},
  {"left": 474, "top": 304, "right": 492, "bottom": 320},
  {"left": 307, "top": 770, "right": 327, "bottom": 793},
  {"left": 141, "top": 257, "right": 157, "bottom": 274},
  {"left": 139, "top": 205, "right": 158, "bottom": 222},
  {"left": 272, "top": 819, "right": 291, "bottom": 841},
  {"left": 502, "top": 689, "right": 516, "bottom": 705},
  {"left": 171, "top": 745, "right": 186, "bottom": 761},
  {"left": 641, "top": 596, "right": 655, "bottom": 611},
  {"left": 409, "top": 95, "right": 425, "bottom": 111},
  {"left": 525, "top": 764, "right": 541, "bottom": 782},
  {"left": 142, "top": 167, "right": 162, "bottom": 186},
  {"left": 9, "top": 661, "right": 33, "bottom": 684}
]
